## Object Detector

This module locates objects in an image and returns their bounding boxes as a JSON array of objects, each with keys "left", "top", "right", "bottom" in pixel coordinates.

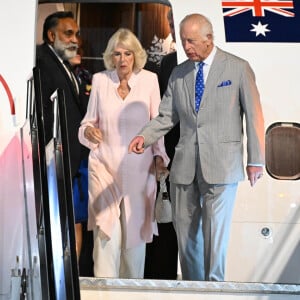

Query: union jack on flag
[{"left": 222, "top": 0, "right": 300, "bottom": 42}]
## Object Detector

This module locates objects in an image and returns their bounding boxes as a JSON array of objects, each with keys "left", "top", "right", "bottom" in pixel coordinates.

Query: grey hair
[{"left": 180, "top": 13, "right": 214, "bottom": 41}]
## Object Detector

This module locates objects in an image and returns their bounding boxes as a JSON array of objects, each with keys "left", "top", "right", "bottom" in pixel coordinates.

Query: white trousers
[{"left": 93, "top": 203, "right": 146, "bottom": 278}]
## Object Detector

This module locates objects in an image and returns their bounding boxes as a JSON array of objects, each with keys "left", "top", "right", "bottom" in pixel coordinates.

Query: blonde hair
[{"left": 103, "top": 28, "right": 147, "bottom": 71}]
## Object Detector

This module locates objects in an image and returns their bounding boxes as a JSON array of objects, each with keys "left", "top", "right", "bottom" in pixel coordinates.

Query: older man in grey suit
[{"left": 129, "top": 13, "right": 265, "bottom": 281}]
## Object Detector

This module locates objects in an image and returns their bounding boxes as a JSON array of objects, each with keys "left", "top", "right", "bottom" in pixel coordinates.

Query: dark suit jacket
[
  {"left": 159, "top": 51, "right": 179, "bottom": 164},
  {"left": 159, "top": 51, "right": 178, "bottom": 96},
  {"left": 36, "top": 43, "right": 88, "bottom": 178}
]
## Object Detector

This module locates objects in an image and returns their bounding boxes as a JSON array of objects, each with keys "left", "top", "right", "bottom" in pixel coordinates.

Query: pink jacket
[{"left": 78, "top": 69, "right": 169, "bottom": 248}]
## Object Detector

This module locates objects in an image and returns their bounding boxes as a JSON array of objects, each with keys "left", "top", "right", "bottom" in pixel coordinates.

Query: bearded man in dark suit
[
  {"left": 36, "top": 11, "right": 91, "bottom": 270},
  {"left": 36, "top": 11, "right": 88, "bottom": 178}
]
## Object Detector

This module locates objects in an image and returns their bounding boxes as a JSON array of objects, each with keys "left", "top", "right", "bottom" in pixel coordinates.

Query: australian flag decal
[{"left": 222, "top": 0, "right": 300, "bottom": 42}]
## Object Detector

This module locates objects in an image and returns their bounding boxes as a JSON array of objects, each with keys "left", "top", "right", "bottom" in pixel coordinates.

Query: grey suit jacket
[{"left": 140, "top": 48, "right": 265, "bottom": 185}]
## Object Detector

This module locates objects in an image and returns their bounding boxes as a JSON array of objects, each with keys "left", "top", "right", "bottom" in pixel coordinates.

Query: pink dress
[{"left": 78, "top": 69, "right": 169, "bottom": 249}]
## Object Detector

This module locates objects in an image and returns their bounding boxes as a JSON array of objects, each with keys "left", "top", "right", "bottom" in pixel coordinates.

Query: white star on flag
[{"left": 250, "top": 21, "right": 271, "bottom": 36}]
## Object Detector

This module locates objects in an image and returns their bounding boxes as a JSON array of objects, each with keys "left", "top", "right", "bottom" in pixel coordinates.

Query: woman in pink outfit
[{"left": 78, "top": 28, "right": 169, "bottom": 278}]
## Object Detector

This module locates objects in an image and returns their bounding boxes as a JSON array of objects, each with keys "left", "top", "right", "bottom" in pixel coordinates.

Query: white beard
[{"left": 53, "top": 37, "right": 78, "bottom": 60}]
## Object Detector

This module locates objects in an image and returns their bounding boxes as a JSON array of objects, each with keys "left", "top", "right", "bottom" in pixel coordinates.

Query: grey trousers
[{"left": 170, "top": 163, "right": 237, "bottom": 281}]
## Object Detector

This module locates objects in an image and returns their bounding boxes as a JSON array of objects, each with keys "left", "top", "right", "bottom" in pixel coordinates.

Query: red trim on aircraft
[{"left": 0, "top": 74, "right": 15, "bottom": 115}]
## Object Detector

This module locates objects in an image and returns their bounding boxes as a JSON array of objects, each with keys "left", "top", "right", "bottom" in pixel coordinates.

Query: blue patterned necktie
[{"left": 195, "top": 61, "right": 205, "bottom": 112}]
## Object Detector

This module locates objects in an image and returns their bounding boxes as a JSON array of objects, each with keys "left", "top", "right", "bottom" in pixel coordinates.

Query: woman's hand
[
  {"left": 155, "top": 156, "right": 169, "bottom": 181},
  {"left": 84, "top": 126, "right": 103, "bottom": 144}
]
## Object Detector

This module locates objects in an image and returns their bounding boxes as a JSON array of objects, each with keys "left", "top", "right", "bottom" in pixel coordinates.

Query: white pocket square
[{"left": 217, "top": 80, "right": 232, "bottom": 87}]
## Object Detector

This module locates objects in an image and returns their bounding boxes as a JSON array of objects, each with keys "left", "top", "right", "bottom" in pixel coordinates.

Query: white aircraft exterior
[{"left": 0, "top": 0, "right": 299, "bottom": 299}]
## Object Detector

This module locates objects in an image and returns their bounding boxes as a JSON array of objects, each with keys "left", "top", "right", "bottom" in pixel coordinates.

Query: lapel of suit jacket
[
  {"left": 201, "top": 48, "right": 226, "bottom": 108},
  {"left": 183, "top": 60, "right": 197, "bottom": 114},
  {"left": 63, "top": 60, "right": 80, "bottom": 96},
  {"left": 45, "top": 44, "right": 81, "bottom": 106}
]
